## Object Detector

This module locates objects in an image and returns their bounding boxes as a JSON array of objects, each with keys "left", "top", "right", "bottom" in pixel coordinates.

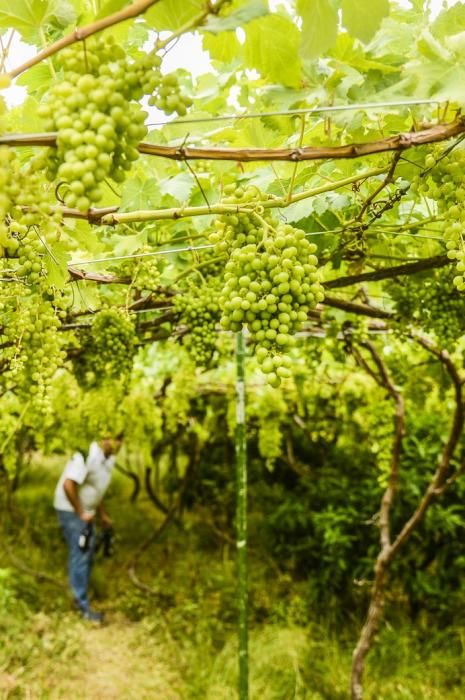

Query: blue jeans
[{"left": 57, "top": 510, "right": 95, "bottom": 612}]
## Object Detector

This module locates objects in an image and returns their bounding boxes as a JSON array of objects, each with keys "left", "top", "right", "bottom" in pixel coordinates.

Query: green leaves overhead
[
  {"left": 203, "top": 0, "right": 268, "bottom": 34},
  {"left": 0, "top": 0, "right": 76, "bottom": 41},
  {"left": 341, "top": 0, "right": 389, "bottom": 44},
  {"left": 146, "top": 0, "right": 203, "bottom": 31},
  {"left": 244, "top": 14, "right": 302, "bottom": 88},
  {"left": 298, "top": 0, "right": 338, "bottom": 61}
]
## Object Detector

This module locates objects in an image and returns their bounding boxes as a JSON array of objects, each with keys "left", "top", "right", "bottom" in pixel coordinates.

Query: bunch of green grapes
[
  {"left": 147, "top": 72, "right": 192, "bottom": 116},
  {"left": 389, "top": 270, "right": 465, "bottom": 346},
  {"left": 1, "top": 294, "right": 65, "bottom": 412},
  {"left": 173, "top": 282, "right": 221, "bottom": 367},
  {"left": 38, "top": 36, "right": 191, "bottom": 210},
  {"left": 76, "top": 308, "right": 136, "bottom": 386},
  {"left": 197, "top": 247, "right": 226, "bottom": 278},
  {"left": 411, "top": 148, "right": 465, "bottom": 290},
  {"left": 209, "top": 185, "right": 324, "bottom": 387},
  {"left": 117, "top": 246, "right": 164, "bottom": 293},
  {"left": 253, "top": 388, "right": 287, "bottom": 471},
  {"left": 0, "top": 147, "right": 61, "bottom": 282}
]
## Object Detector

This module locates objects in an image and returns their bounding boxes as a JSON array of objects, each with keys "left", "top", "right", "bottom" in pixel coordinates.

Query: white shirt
[{"left": 54, "top": 442, "right": 115, "bottom": 515}]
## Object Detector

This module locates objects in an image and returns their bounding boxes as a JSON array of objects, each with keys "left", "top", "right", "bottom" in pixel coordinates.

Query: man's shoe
[{"left": 81, "top": 608, "right": 104, "bottom": 623}]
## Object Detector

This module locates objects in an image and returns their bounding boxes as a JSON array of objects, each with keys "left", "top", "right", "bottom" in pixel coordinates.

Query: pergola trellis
[{"left": 2, "top": 4, "right": 464, "bottom": 699}]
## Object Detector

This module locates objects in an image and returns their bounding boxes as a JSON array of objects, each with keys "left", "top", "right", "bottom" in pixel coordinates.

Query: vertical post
[{"left": 235, "top": 329, "right": 248, "bottom": 700}]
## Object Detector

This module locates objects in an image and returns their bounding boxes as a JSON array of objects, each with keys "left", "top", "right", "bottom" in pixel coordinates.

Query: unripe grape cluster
[
  {"left": 0, "top": 147, "right": 61, "bottom": 281},
  {"left": 209, "top": 185, "right": 324, "bottom": 387},
  {"left": 76, "top": 308, "right": 136, "bottom": 386},
  {"left": 0, "top": 147, "right": 68, "bottom": 408},
  {"left": 117, "top": 246, "right": 164, "bottom": 293},
  {"left": 1, "top": 294, "right": 65, "bottom": 412},
  {"left": 38, "top": 36, "right": 191, "bottom": 210},
  {"left": 411, "top": 148, "right": 465, "bottom": 290},
  {"left": 389, "top": 270, "right": 465, "bottom": 347},
  {"left": 173, "top": 282, "right": 221, "bottom": 367}
]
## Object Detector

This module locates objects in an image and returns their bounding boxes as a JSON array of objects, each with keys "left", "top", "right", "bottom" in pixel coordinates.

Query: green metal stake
[{"left": 235, "top": 329, "right": 249, "bottom": 700}]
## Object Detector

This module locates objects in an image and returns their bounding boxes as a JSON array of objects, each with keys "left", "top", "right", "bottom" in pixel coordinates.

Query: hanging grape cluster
[
  {"left": 38, "top": 36, "right": 191, "bottom": 210},
  {"left": 209, "top": 185, "right": 324, "bottom": 387},
  {"left": 0, "top": 147, "right": 62, "bottom": 280},
  {"left": 0, "top": 291, "right": 65, "bottom": 413},
  {"left": 0, "top": 148, "right": 67, "bottom": 411},
  {"left": 411, "top": 148, "right": 465, "bottom": 290},
  {"left": 389, "top": 270, "right": 465, "bottom": 347},
  {"left": 75, "top": 308, "right": 136, "bottom": 386},
  {"left": 173, "top": 282, "right": 221, "bottom": 367},
  {"left": 115, "top": 246, "right": 164, "bottom": 293}
]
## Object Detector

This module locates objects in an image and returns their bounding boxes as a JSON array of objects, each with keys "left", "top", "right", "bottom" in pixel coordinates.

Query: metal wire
[
  {"left": 68, "top": 226, "right": 443, "bottom": 267},
  {"left": 147, "top": 99, "right": 440, "bottom": 127}
]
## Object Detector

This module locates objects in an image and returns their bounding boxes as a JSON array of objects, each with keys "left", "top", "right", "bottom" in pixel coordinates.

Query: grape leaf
[
  {"left": 0, "top": 0, "right": 76, "bottom": 41},
  {"left": 244, "top": 14, "right": 302, "bottom": 88},
  {"left": 202, "top": 30, "right": 241, "bottom": 63},
  {"left": 120, "top": 178, "right": 160, "bottom": 212},
  {"left": 158, "top": 172, "right": 195, "bottom": 203},
  {"left": 17, "top": 64, "right": 51, "bottom": 96},
  {"left": 203, "top": 0, "right": 268, "bottom": 34},
  {"left": 146, "top": 0, "right": 203, "bottom": 32},
  {"left": 44, "top": 242, "right": 70, "bottom": 289},
  {"left": 297, "top": 0, "right": 338, "bottom": 61},
  {"left": 96, "top": 0, "right": 131, "bottom": 20},
  {"left": 341, "top": 0, "right": 389, "bottom": 44}
]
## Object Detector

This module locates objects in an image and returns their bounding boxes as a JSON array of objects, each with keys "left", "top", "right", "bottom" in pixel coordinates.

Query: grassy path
[
  {"left": 60, "top": 614, "right": 182, "bottom": 700},
  {"left": 0, "top": 612, "right": 184, "bottom": 700}
]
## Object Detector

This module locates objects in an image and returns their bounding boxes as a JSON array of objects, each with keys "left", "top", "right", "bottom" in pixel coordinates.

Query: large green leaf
[
  {"left": 120, "top": 177, "right": 161, "bottom": 211},
  {"left": 244, "top": 14, "right": 302, "bottom": 88},
  {"left": 202, "top": 31, "right": 241, "bottom": 63},
  {"left": 203, "top": 0, "right": 268, "bottom": 34},
  {"left": 0, "top": 0, "right": 76, "bottom": 40},
  {"left": 158, "top": 172, "right": 195, "bottom": 203},
  {"left": 341, "top": 0, "right": 389, "bottom": 44},
  {"left": 146, "top": 0, "right": 203, "bottom": 32},
  {"left": 95, "top": 0, "right": 131, "bottom": 20},
  {"left": 44, "top": 242, "right": 70, "bottom": 289},
  {"left": 17, "top": 63, "right": 52, "bottom": 96},
  {"left": 297, "top": 0, "right": 338, "bottom": 61}
]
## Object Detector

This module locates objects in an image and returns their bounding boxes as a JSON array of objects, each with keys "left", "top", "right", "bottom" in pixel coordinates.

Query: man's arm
[{"left": 63, "top": 479, "right": 93, "bottom": 522}]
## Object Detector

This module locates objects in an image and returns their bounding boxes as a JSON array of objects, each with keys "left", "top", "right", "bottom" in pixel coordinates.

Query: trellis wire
[
  {"left": 148, "top": 99, "right": 440, "bottom": 127},
  {"left": 68, "top": 229, "right": 443, "bottom": 267}
]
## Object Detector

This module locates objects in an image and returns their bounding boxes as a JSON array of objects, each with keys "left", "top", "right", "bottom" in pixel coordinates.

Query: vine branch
[
  {"left": 2, "top": 118, "right": 464, "bottom": 163},
  {"left": 7, "top": 0, "right": 163, "bottom": 80}
]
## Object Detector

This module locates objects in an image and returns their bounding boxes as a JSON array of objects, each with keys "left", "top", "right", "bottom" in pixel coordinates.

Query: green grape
[
  {"left": 0, "top": 292, "right": 65, "bottom": 414},
  {"left": 173, "top": 281, "right": 221, "bottom": 367},
  {"left": 39, "top": 37, "right": 192, "bottom": 210},
  {"left": 0, "top": 147, "right": 62, "bottom": 286},
  {"left": 412, "top": 147, "right": 465, "bottom": 291},
  {"left": 0, "top": 149, "right": 69, "bottom": 411},
  {"left": 74, "top": 308, "right": 136, "bottom": 387},
  {"left": 115, "top": 246, "right": 164, "bottom": 293},
  {"left": 209, "top": 185, "right": 324, "bottom": 387},
  {"left": 389, "top": 269, "right": 465, "bottom": 347}
]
